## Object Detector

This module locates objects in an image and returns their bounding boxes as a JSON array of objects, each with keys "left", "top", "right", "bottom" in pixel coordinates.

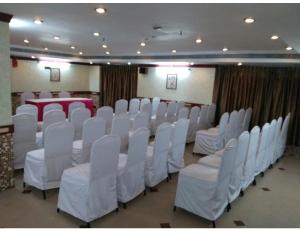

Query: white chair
[
  {"left": 57, "top": 135, "right": 121, "bottom": 227},
  {"left": 278, "top": 113, "right": 290, "bottom": 159},
  {"left": 242, "top": 126, "right": 260, "bottom": 190},
  {"left": 140, "top": 98, "right": 150, "bottom": 110},
  {"left": 111, "top": 114, "right": 130, "bottom": 153},
  {"left": 198, "top": 105, "right": 209, "bottom": 130},
  {"left": 151, "top": 97, "right": 161, "bottom": 116},
  {"left": 140, "top": 102, "right": 152, "bottom": 127},
  {"left": 72, "top": 117, "right": 106, "bottom": 165},
  {"left": 168, "top": 118, "right": 189, "bottom": 173},
  {"left": 145, "top": 123, "right": 172, "bottom": 188},
  {"left": 225, "top": 110, "right": 239, "bottom": 143},
  {"left": 242, "top": 108, "right": 252, "bottom": 131},
  {"left": 96, "top": 106, "right": 113, "bottom": 134},
  {"left": 264, "top": 119, "right": 277, "bottom": 170},
  {"left": 16, "top": 104, "right": 38, "bottom": 121},
  {"left": 186, "top": 106, "right": 200, "bottom": 143},
  {"left": 166, "top": 101, "right": 177, "bottom": 123},
  {"left": 43, "top": 103, "right": 63, "bottom": 114},
  {"left": 177, "top": 107, "right": 189, "bottom": 120},
  {"left": 115, "top": 99, "right": 128, "bottom": 115},
  {"left": 132, "top": 112, "right": 149, "bottom": 132},
  {"left": 70, "top": 108, "right": 91, "bottom": 140},
  {"left": 207, "top": 103, "right": 216, "bottom": 127},
  {"left": 255, "top": 123, "right": 270, "bottom": 176},
  {"left": 58, "top": 91, "right": 71, "bottom": 98},
  {"left": 13, "top": 114, "right": 38, "bottom": 169},
  {"left": 68, "top": 102, "right": 85, "bottom": 119},
  {"left": 176, "top": 101, "right": 185, "bottom": 119},
  {"left": 128, "top": 98, "right": 140, "bottom": 118},
  {"left": 236, "top": 109, "right": 246, "bottom": 137},
  {"left": 36, "top": 110, "right": 66, "bottom": 148},
  {"left": 117, "top": 128, "right": 150, "bottom": 207},
  {"left": 24, "top": 121, "right": 74, "bottom": 200},
  {"left": 193, "top": 112, "right": 229, "bottom": 155},
  {"left": 20, "top": 92, "right": 35, "bottom": 105},
  {"left": 39, "top": 91, "right": 53, "bottom": 99},
  {"left": 174, "top": 139, "right": 238, "bottom": 227},
  {"left": 272, "top": 117, "right": 283, "bottom": 164},
  {"left": 151, "top": 102, "right": 167, "bottom": 135}
]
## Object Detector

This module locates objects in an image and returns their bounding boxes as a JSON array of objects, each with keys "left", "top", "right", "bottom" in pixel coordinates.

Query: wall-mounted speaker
[{"left": 139, "top": 67, "right": 148, "bottom": 74}]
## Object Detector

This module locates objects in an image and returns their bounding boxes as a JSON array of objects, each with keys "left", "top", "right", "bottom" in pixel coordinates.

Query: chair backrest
[
  {"left": 166, "top": 101, "right": 177, "bottom": 123},
  {"left": 256, "top": 123, "right": 270, "bottom": 172},
  {"left": 242, "top": 108, "right": 252, "bottom": 131},
  {"left": 42, "top": 110, "right": 66, "bottom": 135},
  {"left": 155, "top": 102, "right": 167, "bottom": 120},
  {"left": 140, "top": 98, "right": 150, "bottom": 110},
  {"left": 21, "top": 92, "right": 35, "bottom": 105},
  {"left": 152, "top": 97, "right": 161, "bottom": 116},
  {"left": 280, "top": 113, "right": 291, "bottom": 148},
  {"left": 16, "top": 104, "right": 38, "bottom": 121},
  {"left": 96, "top": 106, "right": 114, "bottom": 133},
  {"left": 225, "top": 110, "right": 239, "bottom": 142},
  {"left": 274, "top": 117, "right": 283, "bottom": 160},
  {"left": 115, "top": 99, "right": 128, "bottom": 115},
  {"left": 237, "top": 108, "right": 246, "bottom": 136},
  {"left": 198, "top": 105, "right": 209, "bottom": 129},
  {"left": 43, "top": 103, "right": 63, "bottom": 114},
  {"left": 132, "top": 112, "right": 149, "bottom": 131},
  {"left": 58, "top": 91, "right": 71, "bottom": 98},
  {"left": 68, "top": 101, "right": 85, "bottom": 118},
  {"left": 111, "top": 114, "right": 130, "bottom": 153},
  {"left": 141, "top": 102, "right": 152, "bottom": 120},
  {"left": 176, "top": 101, "right": 185, "bottom": 117},
  {"left": 44, "top": 121, "right": 74, "bottom": 182},
  {"left": 189, "top": 106, "right": 200, "bottom": 126},
  {"left": 126, "top": 128, "right": 150, "bottom": 167},
  {"left": 129, "top": 98, "right": 140, "bottom": 115},
  {"left": 177, "top": 107, "right": 189, "bottom": 120},
  {"left": 234, "top": 131, "right": 250, "bottom": 173},
  {"left": 39, "top": 91, "right": 53, "bottom": 99},
  {"left": 207, "top": 103, "right": 216, "bottom": 124},
  {"left": 70, "top": 107, "right": 91, "bottom": 140},
  {"left": 89, "top": 135, "right": 120, "bottom": 182},
  {"left": 13, "top": 113, "right": 37, "bottom": 144}
]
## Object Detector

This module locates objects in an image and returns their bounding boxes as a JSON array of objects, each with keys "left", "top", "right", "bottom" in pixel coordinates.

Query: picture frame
[
  {"left": 50, "top": 68, "right": 60, "bottom": 82},
  {"left": 166, "top": 74, "right": 177, "bottom": 90}
]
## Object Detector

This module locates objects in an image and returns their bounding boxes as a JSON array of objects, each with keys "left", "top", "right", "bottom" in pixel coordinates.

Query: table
[{"left": 25, "top": 98, "right": 94, "bottom": 121}]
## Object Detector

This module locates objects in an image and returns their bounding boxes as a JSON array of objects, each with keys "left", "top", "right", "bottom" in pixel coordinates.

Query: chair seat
[
  {"left": 198, "top": 155, "right": 222, "bottom": 169},
  {"left": 180, "top": 163, "right": 218, "bottom": 183},
  {"left": 72, "top": 140, "right": 83, "bottom": 165},
  {"left": 27, "top": 148, "right": 45, "bottom": 161},
  {"left": 36, "top": 132, "right": 43, "bottom": 148},
  {"left": 62, "top": 163, "right": 90, "bottom": 183},
  {"left": 196, "top": 128, "right": 218, "bottom": 137}
]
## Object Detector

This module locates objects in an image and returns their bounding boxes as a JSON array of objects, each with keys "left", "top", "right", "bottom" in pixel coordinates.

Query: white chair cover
[
  {"left": 13, "top": 114, "right": 38, "bottom": 169},
  {"left": 168, "top": 119, "right": 189, "bottom": 173},
  {"left": 273, "top": 117, "right": 283, "bottom": 163},
  {"left": 117, "top": 128, "right": 150, "bottom": 203},
  {"left": 96, "top": 106, "right": 113, "bottom": 134},
  {"left": 70, "top": 108, "right": 91, "bottom": 140},
  {"left": 145, "top": 123, "right": 172, "bottom": 187},
  {"left": 175, "top": 138, "right": 238, "bottom": 222},
  {"left": 128, "top": 98, "right": 140, "bottom": 117},
  {"left": 140, "top": 98, "right": 150, "bottom": 110},
  {"left": 58, "top": 91, "right": 71, "bottom": 98},
  {"left": 264, "top": 119, "right": 277, "bottom": 169},
  {"left": 151, "top": 97, "right": 161, "bottom": 116},
  {"left": 255, "top": 123, "right": 270, "bottom": 176},
  {"left": 166, "top": 101, "right": 177, "bottom": 123},
  {"left": 225, "top": 110, "right": 239, "bottom": 143},
  {"left": 141, "top": 102, "right": 152, "bottom": 126},
  {"left": 278, "top": 113, "right": 290, "bottom": 158},
  {"left": 198, "top": 105, "right": 209, "bottom": 130},
  {"left": 207, "top": 103, "right": 216, "bottom": 126},
  {"left": 177, "top": 107, "right": 189, "bottom": 120},
  {"left": 68, "top": 102, "right": 85, "bottom": 118},
  {"left": 39, "top": 91, "right": 53, "bottom": 99},
  {"left": 24, "top": 121, "right": 74, "bottom": 190},
  {"left": 72, "top": 117, "right": 106, "bottom": 165},
  {"left": 58, "top": 135, "right": 121, "bottom": 223},
  {"left": 115, "top": 99, "right": 128, "bottom": 115},
  {"left": 132, "top": 112, "right": 149, "bottom": 131},
  {"left": 111, "top": 114, "right": 130, "bottom": 153},
  {"left": 193, "top": 112, "right": 229, "bottom": 155},
  {"left": 236, "top": 109, "right": 246, "bottom": 137},
  {"left": 43, "top": 103, "right": 63, "bottom": 114},
  {"left": 242, "top": 108, "right": 252, "bottom": 131},
  {"left": 16, "top": 104, "right": 38, "bottom": 121},
  {"left": 186, "top": 106, "right": 200, "bottom": 143},
  {"left": 176, "top": 101, "right": 185, "bottom": 119},
  {"left": 242, "top": 126, "right": 260, "bottom": 190},
  {"left": 21, "top": 92, "right": 35, "bottom": 105},
  {"left": 151, "top": 102, "right": 167, "bottom": 135}
]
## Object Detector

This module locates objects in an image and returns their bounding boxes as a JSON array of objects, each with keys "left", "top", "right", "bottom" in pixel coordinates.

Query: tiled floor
[{"left": 0, "top": 144, "right": 299, "bottom": 228}]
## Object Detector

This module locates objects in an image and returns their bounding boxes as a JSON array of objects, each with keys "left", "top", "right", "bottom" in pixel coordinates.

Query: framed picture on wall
[
  {"left": 50, "top": 68, "right": 60, "bottom": 82},
  {"left": 166, "top": 74, "right": 177, "bottom": 90}
]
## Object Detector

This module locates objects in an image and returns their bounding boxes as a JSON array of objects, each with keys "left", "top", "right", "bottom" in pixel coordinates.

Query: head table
[{"left": 25, "top": 98, "right": 94, "bottom": 121}]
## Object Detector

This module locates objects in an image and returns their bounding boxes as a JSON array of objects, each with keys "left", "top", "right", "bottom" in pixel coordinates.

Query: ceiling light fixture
[
  {"left": 95, "top": 8, "right": 106, "bottom": 14},
  {"left": 128, "top": 62, "right": 131, "bottom": 65},
  {"left": 79, "top": 51, "right": 83, "bottom": 55},
  {"left": 102, "top": 44, "right": 107, "bottom": 48},
  {"left": 106, "top": 51, "right": 110, "bottom": 55},
  {"left": 31, "top": 56, "right": 36, "bottom": 59},
  {"left": 89, "top": 61, "right": 93, "bottom": 64},
  {"left": 53, "top": 36, "right": 60, "bottom": 40},
  {"left": 172, "top": 49, "right": 177, "bottom": 53},
  {"left": 286, "top": 46, "right": 293, "bottom": 51},
  {"left": 190, "top": 62, "right": 194, "bottom": 66},
  {"left": 24, "top": 39, "right": 30, "bottom": 44},
  {"left": 237, "top": 62, "right": 243, "bottom": 66},
  {"left": 244, "top": 17, "right": 255, "bottom": 24},
  {"left": 195, "top": 38, "right": 202, "bottom": 43},
  {"left": 107, "top": 62, "right": 110, "bottom": 65},
  {"left": 223, "top": 47, "right": 228, "bottom": 52},
  {"left": 93, "top": 32, "right": 100, "bottom": 37},
  {"left": 137, "top": 51, "right": 141, "bottom": 54},
  {"left": 44, "top": 47, "right": 48, "bottom": 51},
  {"left": 140, "top": 42, "right": 146, "bottom": 47},
  {"left": 70, "top": 46, "right": 76, "bottom": 50},
  {"left": 33, "top": 17, "right": 43, "bottom": 25},
  {"left": 271, "top": 35, "right": 279, "bottom": 40}
]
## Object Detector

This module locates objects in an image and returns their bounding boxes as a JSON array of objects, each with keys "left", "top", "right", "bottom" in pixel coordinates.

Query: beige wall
[
  {"left": 89, "top": 65, "right": 100, "bottom": 92},
  {"left": 137, "top": 66, "right": 215, "bottom": 104}
]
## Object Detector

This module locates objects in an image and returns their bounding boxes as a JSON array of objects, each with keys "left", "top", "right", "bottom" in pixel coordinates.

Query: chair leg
[
  {"left": 168, "top": 173, "right": 172, "bottom": 180},
  {"left": 226, "top": 203, "right": 231, "bottom": 212},
  {"left": 115, "top": 207, "right": 119, "bottom": 213},
  {"left": 240, "top": 190, "right": 244, "bottom": 197},
  {"left": 123, "top": 203, "right": 127, "bottom": 209},
  {"left": 166, "top": 177, "right": 169, "bottom": 182},
  {"left": 80, "top": 222, "right": 90, "bottom": 228},
  {"left": 42, "top": 190, "right": 46, "bottom": 200},
  {"left": 23, "top": 182, "right": 26, "bottom": 189},
  {"left": 269, "top": 164, "right": 273, "bottom": 169},
  {"left": 143, "top": 189, "right": 147, "bottom": 196},
  {"left": 150, "top": 187, "right": 158, "bottom": 192},
  {"left": 260, "top": 172, "right": 264, "bottom": 177},
  {"left": 173, "top": 206, "right": 177, "bottom": 212},
  {"left": 252, "top": 179, "right": 257, "bottom": 186},
  {"left": 212, "top": 220, "right": 216, "bottom": 228},
  {"left": 57, "top": 208, "right": 60, "bottom": 213}
]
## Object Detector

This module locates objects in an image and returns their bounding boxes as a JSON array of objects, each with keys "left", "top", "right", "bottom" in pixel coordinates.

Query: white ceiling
[{"left": 1, "top": 3, "right": 300, "bottom": 64}]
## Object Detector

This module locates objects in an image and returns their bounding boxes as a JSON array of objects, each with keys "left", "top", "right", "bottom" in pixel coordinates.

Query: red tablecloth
[{"left": 25, "top": 98, "right": 94, "bottom": 121}]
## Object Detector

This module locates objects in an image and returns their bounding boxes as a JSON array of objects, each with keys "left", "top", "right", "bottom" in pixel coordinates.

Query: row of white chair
[
  {"left": 20, "top": 91, "right": 71, "bottom": 104},
  {"left": 174, "top": 113, "right": 290, "bottom": 227}
]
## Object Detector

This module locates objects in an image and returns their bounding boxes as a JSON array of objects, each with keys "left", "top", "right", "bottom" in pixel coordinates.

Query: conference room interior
[{"left": 0, "top": 2, "right": 299, "bottom": 229}]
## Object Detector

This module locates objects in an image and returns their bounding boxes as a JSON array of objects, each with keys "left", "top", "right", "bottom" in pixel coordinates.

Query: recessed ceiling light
[
  {"left": 195, "top": 38, "right": 202, "bottom": 43},
  {"left": 95, "top": 8, "right": 106, "bottom": 14},
  {"left": 140, "top": 42, "right": 146, "bottom": 47},
  {"left": 172, "top": 49, "right": 177, "bottom": 53},
  {"left": 128, "top": 62, "right": 131, "bottom": 65},
  {"left": 31, "top": 56, "right": 36, "bottom": 59},
  {"left": 33, "top": 17, "right": 43, "bottom": 25},
  {"left": 223, "top": 47, "right": 228, "bottom": 52},
  {"left": 137, "top": 51, "right": 141, "bottom": 54},
  {"left": 237, "top": 62, "right": 243, "bottom": 66},
  {"left": 79, "top": 51, "right": 83, "bottom": 55},
  {"left": 93, "top": 32, "right": 100, "bottom": 37},
  {"left": 107, "top": 62, "right": 110, "bottom": 65},
  {"left": 44, "top": 47, "right": 48, "bottom": 51},
  {"left": 102, "top": 44, "right": 107, "bottom": 48},
  {"left": 286, "top": 46, "right": 293, "bottom": 51},
  {"left": 190, "top": 62, "right": 194, "bottom": 65},
  {"left": 89, "top": 61, "right": 93, "bottom": 64},
  {"left": 70, "top": 46, "right": 76, "bottom": 50},
  {"left": 244, "top": 17, "right": 255, "bottom": 24},
  {"left": 271, "top": 35, "right": 279, "bottom": 40},
  {"left": 24, "top": 39, "right": 30, "bottom": 44},
  {"left": 53, "top": 36, "right": 60, "bottom": 40},
  {"left": 106, "top": 51, "right": 110, "bottom": 55}
]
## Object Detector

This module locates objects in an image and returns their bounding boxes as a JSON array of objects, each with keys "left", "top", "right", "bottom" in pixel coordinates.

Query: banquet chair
[
  {"left": 193, "top": 112, "right": 229, "bottom": 155},
  {"left": 174, "top": 138, "right": 238, "bottom": 227},
  {"left": 96, "top": 106, "right": 114, "bottom": 134},
  {"left": 166, "top": 101, "right": 177, "bottom": 123},
  {"left": 111, "top": 114, "right": 130, "bottom": 153},
  {"left": 168, "top": 118, "right": 189, "bottom": 173},
  {"left": 13, "top": 114, "right": 38, "bottom": 169},
  {"left": 207, "top": 103, "right": 216, "bottom": 127},
  {"left": 132, "top": 112, "right": 149, "bottom": 132},
  {"left": 255, "top": 123, "right": 270, "bottom": 176},
  {"left": 242, "top": 108, "right": 252, "bottom": 131},
  {"left": 70, "top": 107, "right": 91, "bottom": 140},
  {"left": 68, "top": 101, "right": 85, "bottom": 119},
  {"left": 58, "top": 91, "right": 71, "bottom": 98},
  {"left": 272, "top": 117, "right": 282, "bottom": 164},
  {"left": 236, "top": 109, "right": 246, "bottom": 137},
  {"left": 198, "top": 105, "right": 209, "bottom": 130},
  {"left": 117, "top": 128, "right": 150, "bottom": 208},
  {"left": 115, "top": 99, "right": 128, "bottom": 116},
  {"left": 140, "top": 102, "right": 152, "bottom": 126},
  {"left": 264, "top": 119, "right": 277, "bottom": 170},
  {"left": 36, "top": 110, "right": 66, "bottom": 148},
  {"left": 278, "top": 113, "right": 290, "bottom": 159},
  {"left": 175, "top": 101, "right": 185, "bottom": 120},
  {"left": 140, "top": 98, "right": 150, "bottom": 110},
  {"left": 128, "top": 98, "right": 140, "bottom": 118},
  {"left": 242, "top": 126, "right": 260, "bottom": 190},
  {"left": 225, "top": 110, "right": 239, "bottom": 143},
  {"left": 145, "top": 123, "right": 172, "bottom": 189},
  {"left": 24, "top": 121, "right": 74, "bottom": 200},
  {"left": 16, "top": 104, "right": 38, "bottom": 121},
  {"left": 186, "top": 106, "right": 200, "bottom": 143},
  {"left": 39, "top": 91, "right": 53, "bottom": 99},
  {"left": 43, "top": 103, "right": 63, "bottom": 114},
  {"left": 151, "top": 97, "right": 161, "bottom": 116},
  {"left": 72, "top": 117, "right": 106, "bottom": 165},
  {"left": 57, "top": 135, "right": 120, "bottom": 227},
  {"left": 177, "top": 107, "right": 189, "bottom": 120},
  {"left": 20, "top": 91, "right": 35, "bottom": 105},
  {"left": 151, "top": 102, "right": 167, "bottom": 135}
]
